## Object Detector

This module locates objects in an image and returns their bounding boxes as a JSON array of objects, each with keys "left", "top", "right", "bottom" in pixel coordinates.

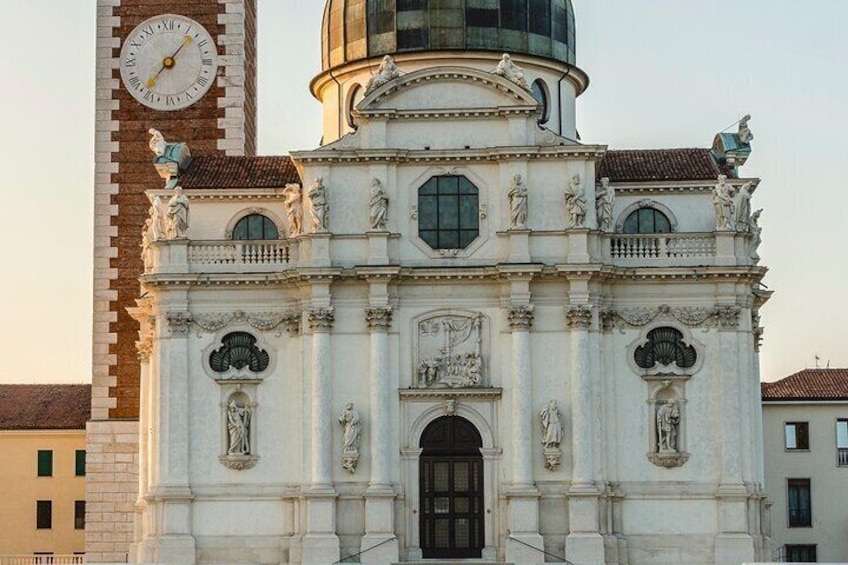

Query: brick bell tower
[{"left": 89, "top": 0, "right": 257, "bottom": 561}]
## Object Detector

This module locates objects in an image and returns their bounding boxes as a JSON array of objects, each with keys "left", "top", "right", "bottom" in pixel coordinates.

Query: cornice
[
  {"left": 290, "top": 145, "right": 606, "bottom": 165},
  {"left": 608, "top": 178, "right": 761, "bottom": 195},
  {"left": 147, "top": 188, "right": 292, "bottom": 201}
]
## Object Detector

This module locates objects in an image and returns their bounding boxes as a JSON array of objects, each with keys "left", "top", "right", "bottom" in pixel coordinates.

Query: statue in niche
[
  {"left": 417, "top": 314, "right": 484, "bottom": 388},
  {"left": 227, "top": 400, "right": 251, "bottom": 456},
  {"left": 166, "top": 186, "right": 189, "bottom": 239},
  {"left": 656, "top": 400, "right": 680, "bottom": 453},
  {"left": 712, "top": 175, "right": 736, "bottom": 231},
  {"left": 564, "top": 175, "right": 587, "bottom": 228},
  {"left": 308, "top": 177, "right": 329, "bottom": 233},
  {"left": 595, "top": 177, "right": 615, "bottom": 232},
  {"left": 148, "top": 128, "right": 167, "bottom": 157},
  {"left": 369, "top": 178, "right": 389, "bottom": 231},
  {"left": 735, "top": 181, "right": 755, "bottom": 232},
  {"left": 283, "top": 184, "right": 303, "bottom": 237},
  {"left": 750, "top": 209, "right": 763, "bottom": 260},
  {"left": 507, "top": 174, "right": 528, "bottom": 230},
  {"left": 366, "top": 55, "right": 400, "bottom": 93},
  {"left": 738, "top": 114, "right": 754, "bottom": 145},
  {"left": 338, "top": 402, "right": 362, "bottom": 473},
  {"left": 492, "top": 53, "right": 529, "bottom": 90},
  {"left": 540, "top": 400, "right": 564, "bottom": 470}
]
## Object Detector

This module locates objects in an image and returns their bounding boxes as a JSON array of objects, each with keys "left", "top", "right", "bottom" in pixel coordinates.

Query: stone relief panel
[{"left": 416, "top": 312, "right": 486, "bottom": 389}]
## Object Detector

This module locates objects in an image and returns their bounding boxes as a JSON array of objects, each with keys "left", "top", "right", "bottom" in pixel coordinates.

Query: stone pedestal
[
  {"left": 715, "top": 231, "right": 736, "bottom": 266},
  {"left": 367, "top": 231, "right": 390, "bottom": 265},
  {"left": 154, "top": 239, "right": 189, "bottom": 275},
  {"left": 305, "top": 232, "right": 332, "bottom": 267},
  {"left": 302, "top": 492, "right": 341, "bottom": 565},
  {"left": 505, "top": 492, "right": 545, "bottom": 565},
  {"left": 507, "top": 229, "right": 531, "bottom": 263},
  {"left": 567, "top": 228, "right": 591, "bottom": 263},
  {"left": 361, "top": 492, "right": 399, "bottom": 565}
]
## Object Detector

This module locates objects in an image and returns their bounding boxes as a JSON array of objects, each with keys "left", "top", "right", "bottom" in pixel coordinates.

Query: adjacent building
[
  {"left": 0, "top": 385, "right": 90, "bottom": 563},
  {"left": 762, "top": 369, "right": 848, "bottom": 563}
]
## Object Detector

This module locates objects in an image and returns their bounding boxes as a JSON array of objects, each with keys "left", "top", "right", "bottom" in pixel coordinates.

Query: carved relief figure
[
  {"left": 712, "top": 175, "right": 736, "bottom": 231},
  {"left": 540, "top": 400, "right": 564, "bottom": 470},
  {"left": 595, "top": 177, "right": 615, "bottom": 232},
  {"left": 148, "top": 128, "right": 167, "bottom": 157},
  {"left": 227, "top": 400, "right": 251, "bottom": 456},
  {"left": 369, "top": 178, "right": 389, "bottom": 231},
  {"left": 308, "top": 177, "right": 329, "bottom": 233},
  {"left": 166, "top": 186, "right": 189, "bottom": 239},
  {"left": 735, "top": 181, "right": 754, "bottom": 232},
  {"left": 283, "top": 184, "right": 303, "bottom": 237},
  {"left": 366, "top": 55, "right": 400, "bottom": 93},
  {"left": 339, "top": 402, "right": 362, "bottom": 473},
  {"left": 564, "top": 175, "right": 587, "bottom": 228},
  {"left": 492, "top": 53, "right": 529, "bottom": 89},
  {"left": 149, "top": 196, "right": 164, "bottom": 242},
  {"left": 656, "top": 400, "right": 680, "bottom": 453},
  {"left": 507, "top": 174, "right": 528, "bottom": 229},
  {"left": 417, "top": 314, "right": 484, "bottom": 388},
  {"left": 738, "top": 114, "right": 754, "bottom": 144}
]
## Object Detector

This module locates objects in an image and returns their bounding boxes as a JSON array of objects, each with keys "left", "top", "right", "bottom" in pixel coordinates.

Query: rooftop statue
[
  {"left": 492, "top": 53, "right": 529, "bottom": 90},
  {"left": 365, "top": 55, "right": 400, "bottom": 94},
  {"left": 738, "top": 114, "right": 754, "bottom": 145},
  {"left": 148, "top": 128, "right": 167, "bottom": 158}
]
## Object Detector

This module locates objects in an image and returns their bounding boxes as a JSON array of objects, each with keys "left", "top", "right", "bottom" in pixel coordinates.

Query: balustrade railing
[
  {"left": 838, "top": 447, "right": 848, "bottom": 466},
  {"left": 188, "top": 240, "right": 290, "bottom": 268},
  {"left": 0, "top": 556, "right": 85, "bottom": 565},
  {"left": 607, "top": 233, "right": 716, "bottom": 261}
]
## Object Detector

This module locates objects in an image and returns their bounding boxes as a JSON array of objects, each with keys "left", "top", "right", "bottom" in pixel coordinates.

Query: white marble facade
[{"left": 133, "top": 46, "right": 769, "bottom": 565}]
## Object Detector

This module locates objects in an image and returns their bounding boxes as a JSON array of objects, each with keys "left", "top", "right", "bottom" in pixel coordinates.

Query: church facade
[{"left": 90, "top": 1, "right": 771, "bottom": 564}]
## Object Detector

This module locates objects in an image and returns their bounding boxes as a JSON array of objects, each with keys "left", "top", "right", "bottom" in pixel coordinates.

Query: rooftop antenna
[{"left": 814, "top": 354, "right": 821, "bottom": 368}]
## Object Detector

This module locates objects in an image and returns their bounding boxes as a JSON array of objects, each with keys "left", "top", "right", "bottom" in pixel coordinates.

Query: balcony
[
  {"left": 602, "top": 232, "right": 739, "bottom": 267},
  {"left": 838, "top": 447, "right": 848, "bottom": 466},
  {"left": 148, "top": 239, "right": 293, "bottom": 276}
]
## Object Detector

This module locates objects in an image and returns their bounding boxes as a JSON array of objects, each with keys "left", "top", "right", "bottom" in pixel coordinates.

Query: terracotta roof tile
[
  {"left": 180, "top": 155, "right": 301, "bottom": 189},
  {"left": 598, "top": 149, "right": 736, "bottom": 183},
  {"left": 0, "top": 385, "right": 91, "bottom": 430},
  {"left": 761, "top": 369, "right": 848, "bottom": 401}
]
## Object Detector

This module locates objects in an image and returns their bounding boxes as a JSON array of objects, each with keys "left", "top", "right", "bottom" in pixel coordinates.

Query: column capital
[
  {"left": 566, "top": 305, "right": 593, "bottom": 329},
  {"left": 136, "top": 335, "right": 154, "bottom": 362},
  {"left": 365, "top": 306, "right": 393, "bottom": 332},
  {"left": 506, "top": 304, "right": 534, "bottom": 331},
  {"left": 307, "top": 307, "right": 335, "bottom": 332},
  {"left": 165, "top": 311, "right": 192, "bottom": 336}
]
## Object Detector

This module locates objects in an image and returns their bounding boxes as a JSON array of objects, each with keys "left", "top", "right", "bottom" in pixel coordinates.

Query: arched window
[
  {"left": 347, "top": 84, "right": 364, "bottom": 129},
  {"left": 634, "top": 327, "right": 697, "bottom": 370},
  {"left": 622, "top": 207, "right": 672, "bottom": 234},
  {"left": 418, "top": 175, "right": 480, "bottom": 250},
  {"left": 209, "top": 332, "right": 270, "bottom": 374},
  {"left": 232, "top": 214, "right": 279, "bottom": 240},
  {"left": 531, "top": 79, "right": 550, "bottom": 124}
]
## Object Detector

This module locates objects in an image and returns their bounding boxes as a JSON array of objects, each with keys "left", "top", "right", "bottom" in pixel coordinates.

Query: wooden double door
[{"left": 419, "top": 416, "right": 485, "bottom": 559}]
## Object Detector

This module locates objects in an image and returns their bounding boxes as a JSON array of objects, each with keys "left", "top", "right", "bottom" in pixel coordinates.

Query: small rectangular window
[
  {"left": 74, "top": 500, "right": 85, "bottom": 530},
  {"left": 788, "top": 479, "right": 812, "bottom": 527},
  {"left": 785, "top": 544, "right": 817, "bottom": 562},
  {"left": 75, "top": 450, "right": 86, "bottom": 476},
  {"left": 36, "top": 500, "right": 52, "bottom": 529},
  {"left": 37, "top": 450, "right": 53, "bottom": 477},
  {"left": 837, "top": 419, "right": 848, "bottom": 466},
  {"left": 785, "top": 422, "right": 809, "bottom": 450}
]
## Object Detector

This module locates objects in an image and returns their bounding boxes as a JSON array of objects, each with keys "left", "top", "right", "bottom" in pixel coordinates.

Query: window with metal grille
[
  {"left": 634, "top": 327, "right": 697, "bottom": 370},
  {"left": 37, "top": 450, "right": 53, "bottom": 477},
  {"left": 788, "top": 479, "right": 812, "bottom": 527},
  {"left": 232, "top": 214, "right": 279, "bottom": 240},
  {"left": 209, "top": 332, "right": 270, "bottom": 374},
  {"left": 418, "top": 176, "right": 480, "bottom": 250},
  {"left": 75, "top": 500, "right": 85, "bottom": 530},
  {"left": 785, "top": 422, "right": 810, "bottom": 451},
  {"left": 785, "top": 544, "right": 817, "bottom": 562},
  {"left": 36, "top": 500, "right": 52, "bottom": 529},
  {"left": 622, "top": 207, "right": 672, "bottom": 234},
  {"left": 75, "top": 450, "right": 86, "bottom": 476}
]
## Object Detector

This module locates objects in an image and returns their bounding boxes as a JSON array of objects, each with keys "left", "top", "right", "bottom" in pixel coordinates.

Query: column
[
  {"left": 565, "top": 305, "right": 605, "bottom": 565},
  {"left": 362, "top": 306, "right": 399, "bottom": 565},
  {"left": 302, "top": 306, "right": 341, "bottom": 565},
  {"left": 505, "top": 304, "right": 545, "bottom": 564}
]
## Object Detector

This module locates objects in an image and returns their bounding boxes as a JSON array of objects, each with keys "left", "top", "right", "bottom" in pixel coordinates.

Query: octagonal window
[{"left": 418, "top": 176, "right": 480, "bottom": 250}]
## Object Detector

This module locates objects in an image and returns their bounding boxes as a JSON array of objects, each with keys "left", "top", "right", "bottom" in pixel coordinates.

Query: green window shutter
[
  {"left": 75, "top": 450, "right": 86, "bottom": 476},
  {"left": 37, "top": 450, "right": 53, "bottom": 477}
]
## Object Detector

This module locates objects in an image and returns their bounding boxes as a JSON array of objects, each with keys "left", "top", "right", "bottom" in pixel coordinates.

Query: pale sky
[{"left": 0, "top": 0, "right": 845, "bottom": 385}]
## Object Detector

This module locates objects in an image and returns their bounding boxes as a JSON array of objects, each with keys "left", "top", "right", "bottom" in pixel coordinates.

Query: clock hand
[{"left": 147, "top": 35, "right": 194, "bottom": 88}]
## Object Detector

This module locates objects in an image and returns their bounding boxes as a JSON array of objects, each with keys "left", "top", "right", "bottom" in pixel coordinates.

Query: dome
[{"left": 321, "top": 0, "right": 576, "bottom": 71}]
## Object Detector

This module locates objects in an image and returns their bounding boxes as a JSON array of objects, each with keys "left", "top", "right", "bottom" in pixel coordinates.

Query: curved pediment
[{"left": 357, "top": 66, "right": 540, "bottom": 117}]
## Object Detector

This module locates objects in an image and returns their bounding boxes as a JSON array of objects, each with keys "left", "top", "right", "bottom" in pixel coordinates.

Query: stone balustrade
[
  {"left": 0, "top": 556, "right": 85, "bottom": 565},
  {"left": 604, "top": 233, "right": 730, "bottom": 266},
  {"left": 188, "top": 240, "right": 291, "bottom": 267}
]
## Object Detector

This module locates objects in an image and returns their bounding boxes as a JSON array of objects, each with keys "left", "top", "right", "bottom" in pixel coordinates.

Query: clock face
[{"left": 120, "top": 14, "right": 218, "bottom": 111}]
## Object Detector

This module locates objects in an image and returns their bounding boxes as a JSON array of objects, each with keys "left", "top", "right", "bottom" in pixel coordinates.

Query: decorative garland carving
[
  {"left": 506, "top": 305, "right": 534, "bottom": 331},
  {"left": 601, "top": 304, "right": 741, "bottom": 331},
  {"left": 565, "top": 305, "right": 593, "bottom": 329},
  {"left": 365, "top": 306, "right": 393, "bottom": 332},
  {"left": 178, "top": 311, "right": 293, "bottom": 336}
]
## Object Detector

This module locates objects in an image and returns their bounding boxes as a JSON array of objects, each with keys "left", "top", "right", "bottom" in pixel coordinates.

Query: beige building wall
[
  {"left": 0, "top": 430, "right": 86, "bottom": 557},
  {"left": 763, "top": 401, "right": 848, "bottom": 562}
]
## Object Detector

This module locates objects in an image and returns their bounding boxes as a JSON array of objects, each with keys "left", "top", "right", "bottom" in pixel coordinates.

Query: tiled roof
[
  {"left": 0, "top": 385, "right": 91, "bottom": 430},
  {"left": 180, "top": 155, "right": 301, "bottom": 189},
  {"left": 598, "top": 149, "right": 736, "bottom": 183},
  {"left": 761, "top": 369, "right": 848, "bottom": 401}
]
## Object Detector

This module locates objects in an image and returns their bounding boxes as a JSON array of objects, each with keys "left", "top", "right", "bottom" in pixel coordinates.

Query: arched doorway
[{"left": 419, "top": 416, "right": 485, "bottom": 559}]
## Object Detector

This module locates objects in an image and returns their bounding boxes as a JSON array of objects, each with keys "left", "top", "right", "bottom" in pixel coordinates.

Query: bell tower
[{"left": 88, "top": 0, "right": 257, "bottom": 561}]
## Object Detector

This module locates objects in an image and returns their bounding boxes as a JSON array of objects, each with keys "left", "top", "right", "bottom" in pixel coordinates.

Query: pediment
[{"left": 357, "top": 66, "right": 540, "bottom": 116}]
